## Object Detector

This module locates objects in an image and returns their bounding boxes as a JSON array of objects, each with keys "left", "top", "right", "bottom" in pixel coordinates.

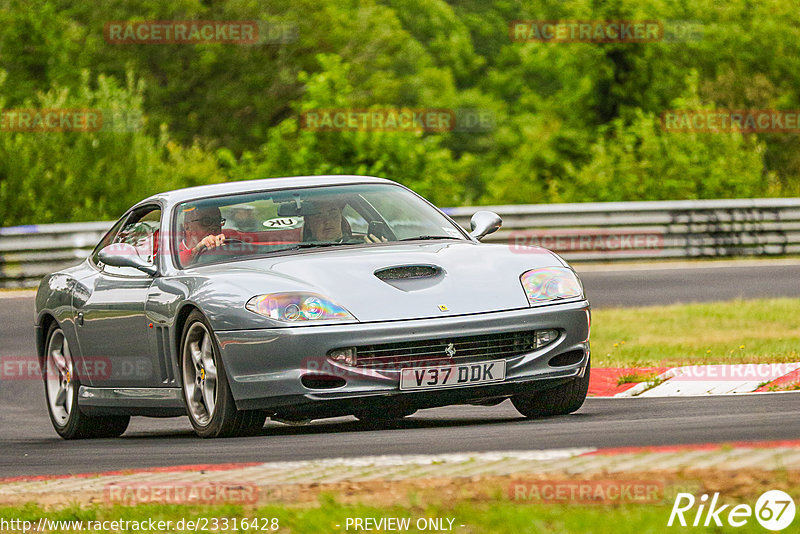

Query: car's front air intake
[
  {"left": 343, "top": 330, "right": 551, "bottom": 370},
  {"left": 374, "top": 265, "right": 441, "bottom": 280},
  {"left": 374, "top": 264, "right": 445, "bottom": 291}
]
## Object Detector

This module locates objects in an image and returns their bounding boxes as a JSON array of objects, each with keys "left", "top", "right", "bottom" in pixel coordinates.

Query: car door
[{"left": 72, "top": 205, "right": 162, "bottom": 388}]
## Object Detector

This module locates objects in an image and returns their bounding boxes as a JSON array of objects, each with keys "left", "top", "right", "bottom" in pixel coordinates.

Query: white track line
[{"left": 0, "top": 290, "right": 36, "bottom": 299}]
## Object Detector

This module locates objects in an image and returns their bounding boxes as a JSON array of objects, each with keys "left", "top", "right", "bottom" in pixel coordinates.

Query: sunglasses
[{"left": 187, "top": 216, "right": 226, "bottom": 227}]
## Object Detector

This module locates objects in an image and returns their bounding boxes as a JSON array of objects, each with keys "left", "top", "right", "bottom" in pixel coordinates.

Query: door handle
[{"left": 76, "top": 312, "right": 84, "bottom": 326}]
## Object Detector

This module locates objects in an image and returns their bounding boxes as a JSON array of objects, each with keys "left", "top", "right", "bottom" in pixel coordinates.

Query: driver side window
[{"left": 114, "top": 209, "right": 161, "bottom": 264}]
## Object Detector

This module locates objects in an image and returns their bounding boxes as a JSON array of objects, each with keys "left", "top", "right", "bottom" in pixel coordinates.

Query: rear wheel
[
  {"left": 181, "top": 310, "right": 266, "bottom": 438},
  {"left": 511, "top": 358, "right": 590, "bottom": 418},
  {"left": 44, "top": 324, "right": 129, "bottom": 439}
]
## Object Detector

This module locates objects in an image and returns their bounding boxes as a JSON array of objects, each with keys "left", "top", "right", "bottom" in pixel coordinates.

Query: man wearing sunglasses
[{"left": 179, "top": 206, "right": 227, "bottom": 265}]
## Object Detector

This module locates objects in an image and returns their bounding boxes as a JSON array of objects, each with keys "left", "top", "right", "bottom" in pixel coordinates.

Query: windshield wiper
[
  {"left": 399, "top": 235, "right": 462, "bottom": 241},
  {"left": 288, "top": 240, "right": 360, "bottom": 250}
]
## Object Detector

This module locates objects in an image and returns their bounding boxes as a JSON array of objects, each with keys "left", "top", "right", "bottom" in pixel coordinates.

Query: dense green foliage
[{"left": 1, "top": 0, "right": 799, "bottom": 225}]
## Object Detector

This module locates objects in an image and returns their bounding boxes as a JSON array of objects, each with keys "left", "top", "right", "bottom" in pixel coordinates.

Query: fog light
[
  {"left": 534, "top": 329, "right": 559, "bottom": 349},
  {"left": 329, "top": 347, "right": 356, "bottom": 366}
]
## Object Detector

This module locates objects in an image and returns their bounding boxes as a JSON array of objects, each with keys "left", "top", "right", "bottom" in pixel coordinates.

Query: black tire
[
  {"left": 511, "top": 358, "right": 591, "bottom": 418},
  {"left": 43, "top": 323, "right": 130, "bottom": 439},
  {"left": 180, "top": 310, "right": 266, "bottom": 438}
]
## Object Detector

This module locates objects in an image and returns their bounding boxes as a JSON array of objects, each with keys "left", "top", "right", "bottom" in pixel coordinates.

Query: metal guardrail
[
  {"left": 2, "top": 198, "right": 800, "bottom": 287},
  {"left": 0, "top": 222, "right": 112, "bottom": 288},
  {"left": 444, "top": 198, "right": 800, "bottom": 261}
]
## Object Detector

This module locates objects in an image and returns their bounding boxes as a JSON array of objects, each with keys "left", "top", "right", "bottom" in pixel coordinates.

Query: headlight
[
  {"left": 246, "top": 293, "right": 355, "bottom": 323},
  {"left": 520, "top": 267, "right": 584, "bottom": 305}
]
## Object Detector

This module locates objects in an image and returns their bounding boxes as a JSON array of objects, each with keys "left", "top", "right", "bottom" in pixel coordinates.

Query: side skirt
[{"left": 78, "top": 386, "right": 186, "bottom": 417}]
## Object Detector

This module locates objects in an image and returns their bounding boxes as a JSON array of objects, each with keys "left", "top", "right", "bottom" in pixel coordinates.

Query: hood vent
[{"left": 374, "top": 264, "right": 444, "bottom": 291}]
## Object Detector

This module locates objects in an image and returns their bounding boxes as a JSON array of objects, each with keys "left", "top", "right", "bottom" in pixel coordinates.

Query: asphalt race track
[{"left": 1, "top": 261, "right": 800, "bottom": 477}]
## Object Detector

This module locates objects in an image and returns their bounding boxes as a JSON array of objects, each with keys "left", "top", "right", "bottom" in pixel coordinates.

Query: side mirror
[
  {"left": 98, "top": 243, "right": 157, "bottom": 276},
  {"left": 469, "top": 211, "right": 502, "bottom": 240}
]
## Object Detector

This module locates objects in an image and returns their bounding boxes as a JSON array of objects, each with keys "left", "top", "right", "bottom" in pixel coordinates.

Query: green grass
[
  {"left": 0, "top": 495, "right": 783, "bottom": 534},
  {"left": 631, "top": 377, "right": 666, "bottom": 396},
  {"left": 616, "top": 372, "right": 659, "bottom": 385},
  {"left": 591, "top": 297, "right": 800, "bottom": 368},
  {"left": 767, "top": 382, "right": 800, "bottom": 392}
]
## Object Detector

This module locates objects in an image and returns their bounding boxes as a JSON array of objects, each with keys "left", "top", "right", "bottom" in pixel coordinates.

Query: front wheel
[
  {"left": 44, "top": 324, "right": 130, "bottom": 439},
  {"left": 181, "top": 310, "right": 266, "bottom": 438},
  {"left": 511, "top": 358, "right": 591, "bottom": 418}
]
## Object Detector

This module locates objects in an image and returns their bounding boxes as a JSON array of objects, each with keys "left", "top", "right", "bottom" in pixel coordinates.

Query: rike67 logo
[{"left": 669, "top": 490, "right": 796, "bottom": 531}]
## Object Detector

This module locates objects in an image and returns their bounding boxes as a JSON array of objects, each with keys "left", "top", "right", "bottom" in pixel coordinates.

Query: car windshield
[{"left": 174, "top": 183, "right": 466, "bottom": 267}]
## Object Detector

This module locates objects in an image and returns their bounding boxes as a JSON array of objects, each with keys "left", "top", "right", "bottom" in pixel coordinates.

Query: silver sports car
[{"left": 35, "top": 175, "right": 591, "bottom": 438}]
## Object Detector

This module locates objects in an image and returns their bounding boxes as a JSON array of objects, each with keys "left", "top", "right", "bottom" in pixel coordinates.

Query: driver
[{"left": 179, "top": 206, "right": 226, "bottom": 265}]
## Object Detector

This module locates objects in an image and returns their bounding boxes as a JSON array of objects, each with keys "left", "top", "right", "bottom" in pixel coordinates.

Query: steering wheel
[{"left": 194, "top": 237, "right": 251, "bottom": 257}]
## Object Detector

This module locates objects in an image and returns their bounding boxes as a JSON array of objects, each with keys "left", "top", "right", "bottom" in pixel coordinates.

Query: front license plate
[{"left": 399, "top": 360, "right": 506, "bottom": 391}]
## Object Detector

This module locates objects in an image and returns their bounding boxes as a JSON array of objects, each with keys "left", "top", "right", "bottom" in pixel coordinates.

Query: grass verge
[{"left": 591, "top": 297, "right": 800, "bottom": 368}]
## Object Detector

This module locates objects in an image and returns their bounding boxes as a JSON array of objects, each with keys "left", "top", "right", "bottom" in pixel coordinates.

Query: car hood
[{"left": 196, "top": 241, "right": 568, "bottom": 323}]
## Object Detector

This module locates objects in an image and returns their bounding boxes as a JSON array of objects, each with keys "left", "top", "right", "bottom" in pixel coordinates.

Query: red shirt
[
  {"left": 178, "top": 239, "right": 196, "bottom": 266},
  {"left": 177, "top": 230, "right": 244, "bottom": 266},
  {"left": 177, "top": 228, "right": 303, "bottom": 266}
]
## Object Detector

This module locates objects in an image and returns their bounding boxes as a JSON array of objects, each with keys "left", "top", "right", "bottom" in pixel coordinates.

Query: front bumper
[{"left": 215, "top": 300, "right": 590, "bottom": 414}]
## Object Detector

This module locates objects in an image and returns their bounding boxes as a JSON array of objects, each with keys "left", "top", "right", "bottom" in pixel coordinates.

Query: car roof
[{"left": 138, "top": 175, "right": 397, "bottom": 208}]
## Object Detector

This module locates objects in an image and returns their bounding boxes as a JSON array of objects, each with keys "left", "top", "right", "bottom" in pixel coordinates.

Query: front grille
[{"left": 351, "top": 330, "right": 540, "bottom": 370}]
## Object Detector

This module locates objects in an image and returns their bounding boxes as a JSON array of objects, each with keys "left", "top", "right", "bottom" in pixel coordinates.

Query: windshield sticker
[{"left": 263, "top": 217, "right": 301, "bottom": 228}]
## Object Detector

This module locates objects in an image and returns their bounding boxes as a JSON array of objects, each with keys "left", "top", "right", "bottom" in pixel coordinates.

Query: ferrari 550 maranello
[{"left": 35, "top": 175, "right": 591, "bottom": 438}]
